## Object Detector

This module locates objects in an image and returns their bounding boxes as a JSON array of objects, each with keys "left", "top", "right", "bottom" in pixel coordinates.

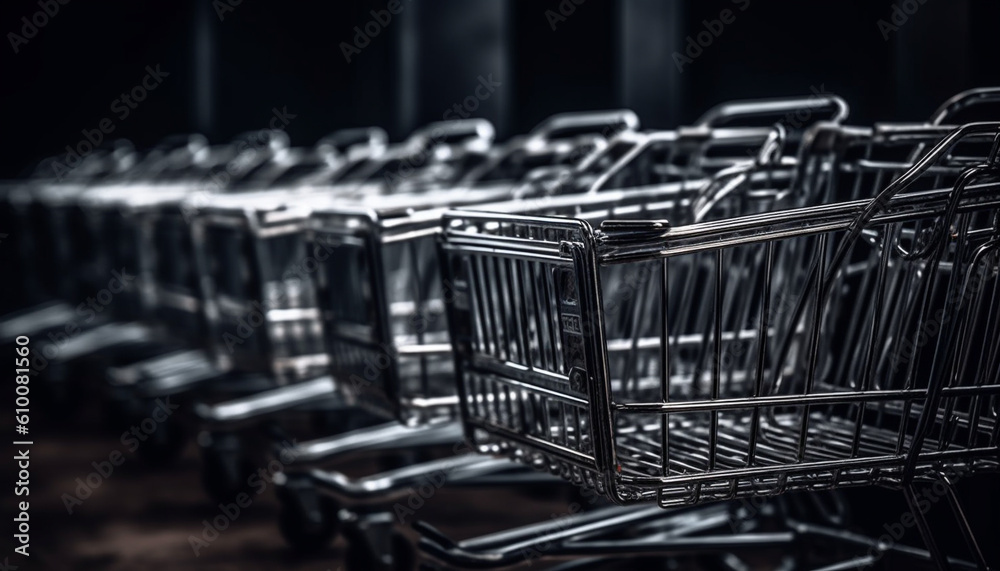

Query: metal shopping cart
[
  {"left": 269, "top": 96, "right": 851, "bottom": 559},
  {"left": 0, "top": 138, "right": 228, "bottom": 414},
  {"left": 432, "top": 106, "right": 1000, "bottom": 570},
  {"left": 0, "top": 142, "right": 139, "bottom": 340},
  {"left": 0, "top": 147, "right": 131, "bottom": 316},
  {"left": 0, "top": 132, "right": 274, "bottom": 350},
  {"left": 189, "top": 114, "right": 643, "bottom": 502},
  {"left": 86, "top": 130, "right": 388, "bottom": 427},
  {"left": 2, "top": 129, "right": 383, "bottom": 433},
  {"left": 89, "top": 129, "right": 393, "bottom": 459},
  {"left": 149, "top": 119, "right": 543, "bottom": 500},
  {"left": 313, "top": 97, "right": 846, "bottom": 427}
]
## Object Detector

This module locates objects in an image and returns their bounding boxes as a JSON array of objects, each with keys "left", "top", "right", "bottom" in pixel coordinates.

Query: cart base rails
[
  {"left": 405, "top": 496, "right": 985, "bottom": 571},
  {"left": 276, "top": 450, "right": 567, "bottom": 555},
  {"left": 195, "top": 375, "right": 340, "bottom": 429},
  {"left": 0, "top": 300, "right": 79, "bottom": 344}
]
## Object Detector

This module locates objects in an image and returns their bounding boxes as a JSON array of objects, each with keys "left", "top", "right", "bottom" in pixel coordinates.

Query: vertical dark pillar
[
  {"left": 396, "top": 0, "right": 510, "bottom": 138},
  {"left": 893, "top": 0, "right": 971, "bottom": 120},
  {"left": 192, "top": 0, "right": 216, "bottom": 137},
  {"left": 618, "top": 0, "right": 684, "bottom": 129}
]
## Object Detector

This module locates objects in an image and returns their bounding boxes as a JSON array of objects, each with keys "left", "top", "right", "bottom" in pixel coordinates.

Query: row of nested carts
[{"left": 2, "top": 89, "right": 999, "bottom": 570}]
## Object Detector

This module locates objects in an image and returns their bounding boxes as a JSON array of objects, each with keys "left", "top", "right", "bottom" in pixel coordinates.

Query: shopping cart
[
  {"left": 270, "top": 96, "right": 850, "bottom": 556},
  {"left": 316, "top": 96, "right": 846, "bottom": 427},
  {"left": 0, "top": 142, "right": 139, "bottom": 340},
  {"left": 435, "top": 109, "right": 1000, "bottom": 570},
  {"left": 141, "top": 119, "right": 530, "bottom": 501},
  {"left": 407, "top": 494, "right": 988, "bottom": 570},
  {"left": 3, "top": 129, "right": 371, "bottom": 431},
  {"left": 189, "top": 114, "right": 638, "bottom": 502},
  {"left": 0, "top": 138, "right": 226, "bottom": 414},
  {"left": 87, "top": 129, "right": 384, "bottom": 398},
  {"left": 92, "top": 129, "right": 391, "bottom": 457},
  {"left": 0, "top": 133, "right": 259, "bottom": 351},
  {"left": 0, "top": 148, "right": 126, "bottom": 316}
]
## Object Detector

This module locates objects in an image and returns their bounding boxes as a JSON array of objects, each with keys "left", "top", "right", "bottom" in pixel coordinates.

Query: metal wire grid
[
  {"left": 441, "top": 122, "right": 1000, "bottom": 508},
  {"left": 312, "top": 122, "right": 800, "bottom": 427},
  {"left": 180, "top": 120, "right": 497, "bottom": 384}
]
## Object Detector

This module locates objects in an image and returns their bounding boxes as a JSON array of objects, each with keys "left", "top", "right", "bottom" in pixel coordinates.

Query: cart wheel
[
  {"left": 199, "top": 432, "right": 255, "bottom": 503},
  {"left": 135, "top": 413, "right": 188, "bottom": 467},
  {"left": 45, "top": 363, "right": 83, "bottom": 421},
  {"left": 101, "top": 393, "right": 134, "bottom": 431},
  {"left": 343, "top": 518, "right": 394, "bottom": 571},
  {"left": 344, "top": 534, "right": 382, "bottom": 571},
  {"left": 390, "top": 529, "right": 418, "bottom": 571},
  {"left": 132, "top": 400, "right": 188, "bottom": 467},
  {"left": 276, "top": 475, "right": 340, "bottom": 553}
]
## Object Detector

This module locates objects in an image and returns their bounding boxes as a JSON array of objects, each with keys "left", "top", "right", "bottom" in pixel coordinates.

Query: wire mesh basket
[
  {"left": 188, "top": 120, "right": 497, "bottom": 383},
  {"left": 440, "top": 121, "right": 1000, "bottom": 508},
  {"left": 312, "top": 97, "right": 850, "bottom": 427}
]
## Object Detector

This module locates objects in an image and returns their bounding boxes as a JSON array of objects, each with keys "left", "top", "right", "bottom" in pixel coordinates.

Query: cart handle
[
  {"left": 694, "top": 95, "right": 850, "bottom": 129},
  {"left": 151, "top": 133, "right": 209, "bottom": 154},
  {"left": 230, "top": 128, "right": 289, "bottom": 152},
  {"left": 461, "top": 111, "right": 629, "bottom": 186},
  {"left": 814, "top": 123, "right": 1000, "bottom": 480},
  {"left": 929, "top": 87, "right": 1000, "bottom": 125},
  {"left": 688, "top": 125, "right": 788, "bottom": 223},
  {"left": 317, "top": 127, "right": 388, "bottom": 156},
  {"left": 406, "top": 118, "right": 495, "bottom": 152},
  {"left": 527, "top": 109, "right": 640, "bottom": 144},
  {"left": 830, "top": 123, "right": 1000, "bottom": 273},
  {"left": 580, "top": 126, "right": 779, "bottom": 196}
]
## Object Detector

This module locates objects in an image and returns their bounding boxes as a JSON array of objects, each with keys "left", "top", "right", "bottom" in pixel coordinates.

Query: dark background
[{"left": 1, "top": 0, "right": 999, "bottom": 176}]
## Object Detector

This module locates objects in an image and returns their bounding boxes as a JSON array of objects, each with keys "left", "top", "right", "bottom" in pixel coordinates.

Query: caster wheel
[
  {"left": 128, "top": 398, "right": 188, "bottom": 467},
  {"left": 344, "top": 535, "right": 384, "bottom": 571},
  {"left": 45, "top": 364, "right": 84, "bottom": 421},
  {"left": 200, "top": 432, "right": 255, "bottom": 503},
  {"left": 277, "top": 476, "right": 340, "bottom": 553},
  {"left": 343, "top": 516, "right": 395, "bottom": 571},
  {"left": 135, "top": 415, "right": 188, "bottom": 467},
  {"left": 390, "top": 530, "right": 418, "bottom": 571},
  {"left": 101, "top": 393, "right": 133, "bottom": 431}
]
